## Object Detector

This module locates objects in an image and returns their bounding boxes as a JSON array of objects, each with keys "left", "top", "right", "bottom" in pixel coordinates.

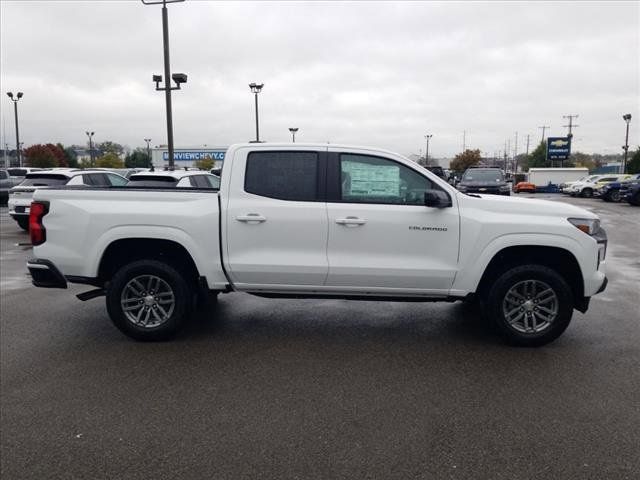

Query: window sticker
[{"left": 342, "top": 160, "right": 400, "bottom": 197}]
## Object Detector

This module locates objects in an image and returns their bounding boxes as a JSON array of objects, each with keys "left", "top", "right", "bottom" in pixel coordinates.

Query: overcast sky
[{"left": 1, "top": 0, "right": 638, "bottom": 158}]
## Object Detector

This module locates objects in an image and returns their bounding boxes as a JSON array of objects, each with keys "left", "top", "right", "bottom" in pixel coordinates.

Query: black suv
[{"left": 456, "top": 167, "right": 511, "bottom": 196}]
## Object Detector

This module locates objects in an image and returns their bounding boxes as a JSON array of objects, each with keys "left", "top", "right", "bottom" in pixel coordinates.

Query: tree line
[
  {"left": 449, "top": 143, "right": 640, "bottom": 174},
  {"left": 21, "top": 141, "right": 152, "bottom": 169}
]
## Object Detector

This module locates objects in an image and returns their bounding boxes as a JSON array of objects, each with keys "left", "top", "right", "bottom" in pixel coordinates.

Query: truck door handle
[
  {"left": 335, "top": 216, "right": 366, "bottom": 226},
  {"left": 236, "top": 213, "right": 267, "bottom": 223}
]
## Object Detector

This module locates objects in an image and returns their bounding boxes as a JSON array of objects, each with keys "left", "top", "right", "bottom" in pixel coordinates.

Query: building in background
[{"left": 151, "top": 145, "right": 227, "bottom": 169}]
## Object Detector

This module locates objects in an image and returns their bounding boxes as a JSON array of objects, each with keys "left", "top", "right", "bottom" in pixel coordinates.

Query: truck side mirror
[{"left": 424, "top": 189, "right": 452, "bottom": 208}]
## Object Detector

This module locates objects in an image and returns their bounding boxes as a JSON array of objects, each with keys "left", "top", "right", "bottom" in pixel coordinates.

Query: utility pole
[
  {"left": 538, "top": 125, "right": 549, "bottom": 145},
  {"left": 424, "top": 134, "right": 433, "bottom": 165},
  {"left": 504, "top": 140, "right": 508, "bottom": 173},
  {"left": 525, "top": 134, "right": 530, "bottom": 156},
  {"left": 462, "top": 130, "right": 466, "bottom": 152},
  {"left": 622, "top": 114, "right": 632, "bottom": 174},
  {"left": 144, "top": 138, "right": 152, "bottom": 168},
  {"left": 563, "top": 114, "right": 579, "bottom": 139}
]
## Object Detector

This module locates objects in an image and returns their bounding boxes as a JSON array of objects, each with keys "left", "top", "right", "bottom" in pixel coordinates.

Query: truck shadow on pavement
[{"left": 180, "top": 293, "right": 502, "bottom": 347}]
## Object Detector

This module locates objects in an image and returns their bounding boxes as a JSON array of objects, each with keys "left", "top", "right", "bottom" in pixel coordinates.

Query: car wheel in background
[
  {"left": 106, "top": 259, "right": 191, "bottom": 341},
  {"left": 609, "top": 190, "right": 621, "bottom": 202},
  {"left": 485, "top": 264, "right": 574, "bottom": 347},
  {"left": 581, "top": 188, "right": 593, "bottom": 198}
]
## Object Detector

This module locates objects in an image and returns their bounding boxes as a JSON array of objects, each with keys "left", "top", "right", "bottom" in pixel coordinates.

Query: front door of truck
[
  {"left": 325, "top": 150, "right": 459, "bottom": 294},
  {"left": 225, "top": 148, "right": 329, "bottom": 289}
]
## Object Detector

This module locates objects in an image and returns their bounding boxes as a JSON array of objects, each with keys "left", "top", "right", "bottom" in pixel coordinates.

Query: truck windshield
[
  {"left": 462, "top": 170, "right": 503, "bottom": 181},
  {"left": 19, "top": 175, "right": 69, "bottom": 186}
]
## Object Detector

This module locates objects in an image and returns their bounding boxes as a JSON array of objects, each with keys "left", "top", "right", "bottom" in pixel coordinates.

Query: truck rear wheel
[
  {"left": 106, "top": 260, "right": 191, "bottom": 341},
  {"left": 485, "top": 264, "right": 573, "bottom": 347}
]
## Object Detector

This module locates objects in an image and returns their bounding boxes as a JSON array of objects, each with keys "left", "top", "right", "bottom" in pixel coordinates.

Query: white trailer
[{"left": 528, "top": 168, "right": 588, "bottom": 187}]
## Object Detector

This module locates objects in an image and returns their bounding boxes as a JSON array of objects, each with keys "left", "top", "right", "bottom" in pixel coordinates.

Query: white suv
[{"left": 8, "top": 169, "right": 127, "bottom": 230}]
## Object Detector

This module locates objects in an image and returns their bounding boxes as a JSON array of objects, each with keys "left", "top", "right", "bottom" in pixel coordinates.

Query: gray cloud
[{"left": 1, "top": 0, "right": 638, "bottom": 158}]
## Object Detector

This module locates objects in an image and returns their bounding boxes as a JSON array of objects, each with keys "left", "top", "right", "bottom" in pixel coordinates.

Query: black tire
[
  {"left": 609, "top": 190, "right": 621, "bottom": 202},
  {"left": 485, "top": 264, "right": 574, "bottom": 347},
  {"left": 629, "top": 192, "right": 640, "bottom": 206},
  {"left": 16, "top": 217, "right": 29, "bottom": 231},
  {"left": 581, "top": 188, "right": 593, "bottom": 198},
  {"left": 602, "top": 192, "right": 612, "bottom": 202},
  {"left": 106, "top": 259, "right": 191, "bottom": 341}
]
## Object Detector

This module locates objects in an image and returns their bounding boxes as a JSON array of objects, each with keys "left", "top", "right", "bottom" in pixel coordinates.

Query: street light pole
[
  {"left": 6, "top": 92, "right": 23, "bottom": 167},
  {"left": 85, "top": 131, "right": 95, "bottom": 166},
  {"left": 249, "top": 83, "right": 264, "bottom": 142},
  {"left": 424, "top": 134, "right": 433, "bottom": 165},
  {"left": 143, "top": 0, "right": 187, "bottom": 170},
  {"left": 622, "top": 114, "right": 632, "bottom": 174},
  {"left": 144, "top": 138, "right": 152, "bottom": 168},
  {"left": 289, "top": 127, "right": 298, "bottom": 143}
]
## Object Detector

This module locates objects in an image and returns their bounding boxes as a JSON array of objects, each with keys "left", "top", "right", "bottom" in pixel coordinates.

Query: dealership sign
[
  {"left": 546, "top": 137, "right": 571, "bottom": 160},
  {"left": 162, "top": 151, "right": 226, "bottom": 161}
]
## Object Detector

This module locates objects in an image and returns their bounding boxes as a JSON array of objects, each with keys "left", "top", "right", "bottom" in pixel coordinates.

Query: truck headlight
[{"left": 568, "top": 218, "right": 600, "bottom": 236}]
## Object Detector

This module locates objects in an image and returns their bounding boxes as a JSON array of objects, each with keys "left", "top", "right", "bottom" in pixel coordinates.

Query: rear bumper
[{"left": 27, "top": 258, "right": 67, "bottom": 289}]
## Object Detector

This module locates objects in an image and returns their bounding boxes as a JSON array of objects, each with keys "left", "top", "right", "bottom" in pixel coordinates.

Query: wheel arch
[
  {"left": 98, "top": 238, "right": 201, "bottom": 289},
  {"left": 476, "top": 245, "right": 584, "bottom": 305}
]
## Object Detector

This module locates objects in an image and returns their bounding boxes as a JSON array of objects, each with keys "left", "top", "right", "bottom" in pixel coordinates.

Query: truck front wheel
[
  {"left": 485, "top": 264, "right": 574, "bottom": 347},
  {"left": 106, "top": 260, "right": 191, "bottom": 341}
]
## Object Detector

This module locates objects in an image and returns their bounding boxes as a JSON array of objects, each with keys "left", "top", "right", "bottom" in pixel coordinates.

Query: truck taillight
[{"left": 29, "top": 201, "right": 49, "bottom": 246}]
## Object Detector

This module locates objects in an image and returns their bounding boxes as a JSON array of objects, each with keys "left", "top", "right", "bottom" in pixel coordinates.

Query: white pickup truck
[{"left": 27, "top": 143, "right": 608, "bottom": 346}]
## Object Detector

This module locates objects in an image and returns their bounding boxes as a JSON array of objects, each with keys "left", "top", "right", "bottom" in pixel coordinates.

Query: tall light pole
[
  {"left": 144, "top": 138, "right": 152, "bottom": 168},
  {"left": 6, "top": 92, "right": 23, "bottom": 167},
  {"left": 85, "top": 131, "right": 95, "bottom": 166},
  {"left": 143, "top": 0, "right": 187, "bottom": 170},
  {"left": 622, "top": 114, "right": 632, "bottom": 174},
  {"left": 424, "top": 134, "right": 433, "bottom": 165},
  {"left": 249, "top": 83, "right": 264, "bottom": 142},
  {"left": 288, "top": 127, "right": 298, "bottom": 143}
]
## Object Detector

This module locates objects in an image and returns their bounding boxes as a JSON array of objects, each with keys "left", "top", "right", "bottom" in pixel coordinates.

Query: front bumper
[{"left": 27, "top": 258, "right": 68, "bottom": 289}]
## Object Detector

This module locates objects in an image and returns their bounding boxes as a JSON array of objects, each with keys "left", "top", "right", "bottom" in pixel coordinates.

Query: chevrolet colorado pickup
[{"left": 26, "top": 143, "right": 608, "bottom": 346}]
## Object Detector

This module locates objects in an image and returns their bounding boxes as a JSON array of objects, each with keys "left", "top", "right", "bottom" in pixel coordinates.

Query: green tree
[
  {"left": 524, "top": 141, "right": 549, "bottom": 171},
  {"left": 627, "top": 147, "right": 640, "bottom": 174},
  {"left": 57, "top": 143, "right": 79, "bottom": 168},
  {"left": 96, "top": 152, "right": 124, "bottom": 168},
  {"left": 450, "top": 149, "right": 481, "bottom": 173},
  {"left": 195, "top": 158, "right": 214, "bottom": 170},
  {"left": 124, "top": 148, "right": 151, "bottom": 168},
  {"left": 570, "top": 151, "right": 594, "bottom": 171},
  {"left": 97, "top": 141, "right": 124, "bottom": 157}
]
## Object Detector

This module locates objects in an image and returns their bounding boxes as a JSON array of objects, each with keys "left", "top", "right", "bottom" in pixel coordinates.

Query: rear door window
[{"left": 245, "top": 151, "right": 319, "bottom": 201}]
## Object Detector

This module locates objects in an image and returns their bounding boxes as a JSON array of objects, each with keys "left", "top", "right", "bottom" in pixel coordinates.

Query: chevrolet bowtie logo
[{"left": 550, "top": 139, "right": 569, "bottom": 147}]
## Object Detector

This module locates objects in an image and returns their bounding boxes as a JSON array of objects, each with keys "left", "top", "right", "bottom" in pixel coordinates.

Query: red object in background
[{"left": 515, "top": 182, "right": 536, "bottom": 193}]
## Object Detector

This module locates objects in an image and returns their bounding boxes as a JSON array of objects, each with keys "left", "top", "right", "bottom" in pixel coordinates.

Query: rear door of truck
[{"left": 223, "top": 147, "right": 329, "bottom": 289}]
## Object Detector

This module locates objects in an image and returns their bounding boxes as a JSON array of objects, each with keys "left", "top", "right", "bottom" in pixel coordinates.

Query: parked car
[
  {"left": 514, "top": 181, "right": 535, "bottom": 194},
  {"left": 126, "top": 170, "right": 220, "bottom": 188},
  {"left": 27, "top": 143, "right": 607, "bottom": 347},
  {"left": 425, "top": 166, "right": 446, "bottom": 179},
  {"left": 620, "top": 177, "right": 640, "bottom": 206},
  {"left": 84, "top": 167, "right": 149, "bottom": 179},
  {"left": 596, "top": 174, "right": 640, "bottom": 202},
  {"left": 0, "top": 169, "right": 12, "bottom": 205},
  {"left": 566, "top": 175, "right": 623, "bottom": 197},
  {"left": 456, "top": 167, "right": 511, "bottom": 195},
  {"left": 561, "top": 175, "right": 604, "bottom": 194},
  {"left": 8, "top": 169, "right": 128, "bottom": 230}
]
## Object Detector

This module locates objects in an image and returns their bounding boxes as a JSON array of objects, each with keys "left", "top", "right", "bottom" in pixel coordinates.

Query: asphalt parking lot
[{"left": 1, "top": 196, "right": 639, "bottom": 480}]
